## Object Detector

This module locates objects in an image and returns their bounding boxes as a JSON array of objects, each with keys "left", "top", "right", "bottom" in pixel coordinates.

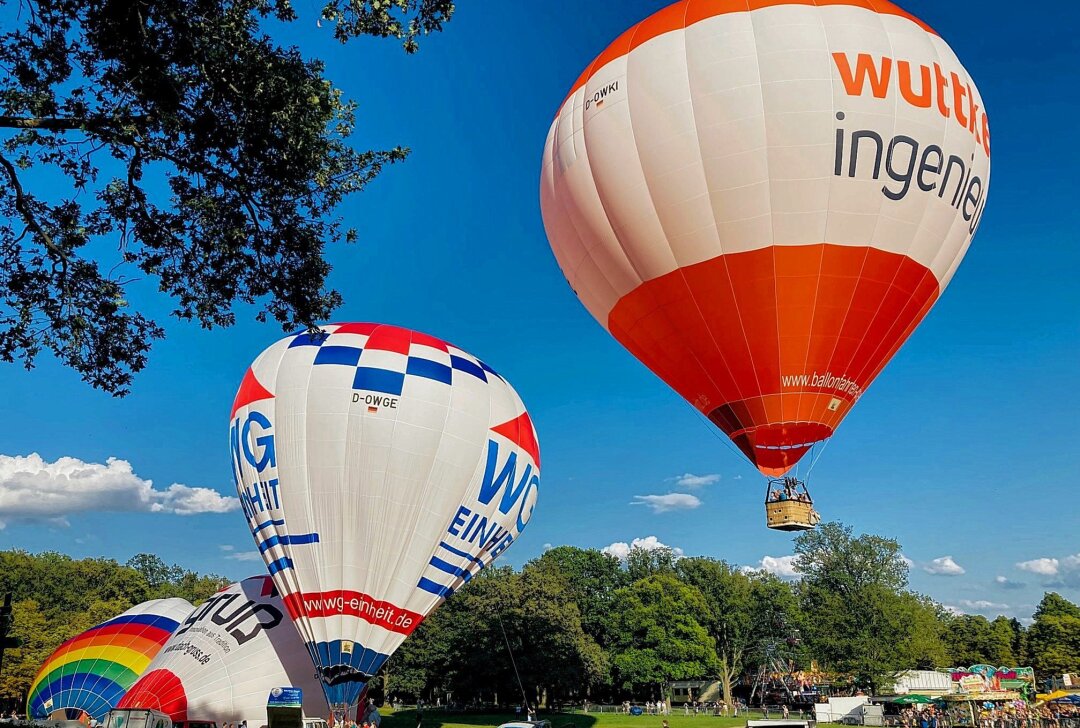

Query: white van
[{"left": 102, "top": 708, "right": 174, "bottom": 728}]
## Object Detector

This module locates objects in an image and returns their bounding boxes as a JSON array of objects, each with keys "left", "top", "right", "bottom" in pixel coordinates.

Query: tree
[
  {"left": 0, "top": 599, "right": 50, "bottom": 704},
  {"left": 988, "top": 616, "right": 1021, "bottom": 666},
  {"left": 894, "top": 594, "right": 950, "bottom": 669},
  {"left": 0, "top": 0, "right": 454, "bottom": 394},
  {"left": 945, "top": 615, "right": 998, "bottom": 666},
  {"left": 381, "top": 564, "right": 606, "bottom": 707},
  {"left": 794, "top": 522, "right": 916, "bottom": 693},
  {"left": 524, "top": 546, "right": 626, "bottom": 648},
  {"left": 607, "top": 574, "right": 719, "bottom": 697},
  {"left": 1027, "top": 593, "right": 1080, "bottom": 678},
  {"left": 676, "top": 556, "right": 758, "bottom": 708},
  {"left": 126, "top": 554, "right": 184, "bottom": 590},
  {"left": 625, "top": 545, "right": 679, "bottom": 583},
  {"left": 0, "top": 548, "right": 229, "bottom": 702}
]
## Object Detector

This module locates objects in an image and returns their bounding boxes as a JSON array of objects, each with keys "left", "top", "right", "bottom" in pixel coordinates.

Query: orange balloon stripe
[
  {"left": 46, "top": 632, "right": 169, "bottom": 661},
  {"left": 559, "top": 0, "right": 935, "bottom": 111},
  {"left": 607, "top": 244, "right": 939, "bottom": 475}
]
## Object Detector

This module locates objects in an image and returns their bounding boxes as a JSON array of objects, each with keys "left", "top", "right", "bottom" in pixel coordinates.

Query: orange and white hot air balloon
[{"left": 540, "top": 0, "right": 989, "bottom": 528}]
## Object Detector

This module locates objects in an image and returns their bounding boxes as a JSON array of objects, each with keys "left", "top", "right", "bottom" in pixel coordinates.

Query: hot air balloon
[
  {"left": 117, "top": 577, "right": 330, "bottom": 726},
  {"left": 229, "top": 323, "right": 540, "bottom": 713},
  {"left": 540, "top": 0, "right": 989, "bottom": 530},
  {"left": 27, "top": 598, "right": 193, "bottom": 721}
]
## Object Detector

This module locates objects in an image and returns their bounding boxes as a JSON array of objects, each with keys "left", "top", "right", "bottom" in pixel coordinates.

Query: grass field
[{"left": 379, "top": 708, "right": 807, "bottom": 728}]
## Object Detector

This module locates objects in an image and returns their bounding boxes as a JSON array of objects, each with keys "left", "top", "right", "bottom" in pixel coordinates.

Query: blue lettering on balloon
[
  {"left": 246, "top": 481, "right": 265, "bottom": 513},
  {"left": 516, "top": 473, "right": 539, "bottom": 531},
  {"left": 478, "top": 440, "right": 535, "bottom": 515},
  {"left": 489, "top": 533, "right": 514, "bottom": 559},
  {"left": 448, "top": 506, "right": 470, "bottom": 537},
  {"left": 483, "top": 525, "right": 508, "bottom": 549},
  {"left": 229, "top": 418, "right": 243, "bottom": 486},
  {"left": 241, "top": 412, "right": 276, "bottom": 472}
]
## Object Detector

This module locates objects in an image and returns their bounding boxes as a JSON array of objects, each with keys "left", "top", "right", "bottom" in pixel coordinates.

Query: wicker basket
[{"left": 765, "top": 499, "right": 820, "bottom": 531}]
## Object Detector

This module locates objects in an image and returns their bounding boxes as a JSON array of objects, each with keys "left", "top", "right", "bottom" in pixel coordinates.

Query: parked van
[{"left": 102, "top": 708, "right": 173, "bottom": 728}]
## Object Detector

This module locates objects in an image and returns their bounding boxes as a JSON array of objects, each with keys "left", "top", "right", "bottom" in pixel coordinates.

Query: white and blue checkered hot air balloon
[{"left": 229, "top": 323, "right": 540, "bottom": 714}]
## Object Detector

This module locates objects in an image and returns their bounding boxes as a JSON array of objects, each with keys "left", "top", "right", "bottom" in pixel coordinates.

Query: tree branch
[
  {"left": 0, "top": 114, "right": 151, "bottom": 131},
  {"left": 0, "top": 150, "right": 66, "bottom": 272}
]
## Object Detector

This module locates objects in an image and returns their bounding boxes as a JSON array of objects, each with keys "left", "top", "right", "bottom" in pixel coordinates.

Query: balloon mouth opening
[{"left": 321, "top": 665, "right": 372, "bottom": 687}]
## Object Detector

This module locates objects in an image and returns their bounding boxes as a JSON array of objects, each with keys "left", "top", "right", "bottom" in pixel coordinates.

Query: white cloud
[
  {"left": 671, "top": 473, "right": 720, "bottom": 489},
  {"left": 744, "top": 555, "right": 800, "bottom": 579},
  {"left": 942, "top": 604, "right": 965, "bottom": 616},
  {"left": 602, "top": 536, "right": 683, "bottom": 561},
  {"left": 924, "top": 556, "right": 965, "bottom": 576},
  {"left": 543, "top": 543, "right": 553, "bottom": 551},
  {"left": 900, "top": 553, "right": 915, "bottom": 568},
  {"left": 957, "top": 599, "right": 1010, "bottom": 613},
  {"left": 1011, "top": 553, "right": 1080, "bottom": 588},
  {"left": 1016, "top": 557, "right": 1060, "bottom": 576},
  {"left": 219, "top": 545, "right": 235, "bottom": 552},
  {"left": 225, "top": 551, "right": 263, "bottom": 562},
  {"left": 995, "top": 575, "right": 1025, "bottom": 590},
  {"left": 631, "top": 492, "right": 702, "bottom": 513},
  {"left": 0, "top": 452, "right": 239, "bottom": 528}
]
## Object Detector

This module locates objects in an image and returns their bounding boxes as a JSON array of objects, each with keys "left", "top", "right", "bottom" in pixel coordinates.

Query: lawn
[{"left": 379, "top": 708, "right": 810, "bottom": 728}]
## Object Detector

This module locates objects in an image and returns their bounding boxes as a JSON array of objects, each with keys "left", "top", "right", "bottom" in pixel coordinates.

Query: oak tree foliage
[{"left": 0, "top": 0, "right": 454, "bottom": 395}]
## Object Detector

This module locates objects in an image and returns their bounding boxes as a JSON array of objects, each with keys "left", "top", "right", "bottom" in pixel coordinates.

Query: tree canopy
[
  {"left": 0, "top": 549, "right": 227, "bottom": 703},
  {"left": 0, "top": 0, "right": 453, "bottom": 394},
  {"left": 4, "top": 530, "right": 1079, "bottom": 709}
]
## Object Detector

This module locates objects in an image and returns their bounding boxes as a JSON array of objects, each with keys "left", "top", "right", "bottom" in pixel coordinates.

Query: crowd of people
[
  {"left": 972, "top": 701, "right": 1079, "bottom": 728},
  {"left": 610, "top": 700, "right": 763, "bottom": 717},
  {"left": 894, "top": 701, "right": 1080, "bottom": 728}
]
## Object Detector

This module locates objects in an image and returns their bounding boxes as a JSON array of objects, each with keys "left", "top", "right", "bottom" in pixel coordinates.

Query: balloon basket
[
  {"left": 764, "top": 477, "right": 820, "bottom": 531},
  {"left": 765, "top": 499, "right": 820, "bottom": 531}
]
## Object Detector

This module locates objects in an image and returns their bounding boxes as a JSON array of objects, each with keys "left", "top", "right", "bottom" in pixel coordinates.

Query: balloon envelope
[
  {"left": 27, "top": 598, "right": 193, "bottom": 720},
  {"left": 230, "top": 323, "right": 541, "bottom": 707},
  {"left": 540, "top": 0, "right": 989, "bottom": 476},
  {"left": 117, "top": 577, "right": 330, "bottom": 725}
]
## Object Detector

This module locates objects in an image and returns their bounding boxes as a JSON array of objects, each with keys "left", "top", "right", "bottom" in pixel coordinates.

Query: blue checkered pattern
[{"left": 293, "top": 328, "right": 498, "bottom": 397}]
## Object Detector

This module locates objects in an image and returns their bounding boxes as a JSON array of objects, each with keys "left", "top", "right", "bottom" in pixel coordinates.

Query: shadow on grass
[{"left": 382, "top": 711, "right": 598, "bottom": 728}]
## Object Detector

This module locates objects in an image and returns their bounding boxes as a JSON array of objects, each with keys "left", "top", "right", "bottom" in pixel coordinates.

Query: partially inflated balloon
[
  {"left": 27, "top": 599, "right": 192, "bottom": 720},
  {"left": 117, "top": 577, "right": 329, "bottom": 725},
  {"left": 540, "top": 0, "right": 989, "bottom": 476},
  {"left": 229, "top": 323, "right": 540, "bottom": 708}
]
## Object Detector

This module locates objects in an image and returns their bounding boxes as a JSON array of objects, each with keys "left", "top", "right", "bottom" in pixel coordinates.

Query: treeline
[
  {"left": 0, "top": 550, "right": 229, "bottom": 705},
  {"left": 381, "top": 524, "right": 1080, "bottom": 706},
  {"left": 3, "top": 525, "right": 1080, "bottom": 712}
]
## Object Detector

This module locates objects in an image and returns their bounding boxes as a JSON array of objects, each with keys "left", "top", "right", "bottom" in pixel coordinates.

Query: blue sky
[{"left": 1, "top": 1, "right": 1078, "bottom": 624}]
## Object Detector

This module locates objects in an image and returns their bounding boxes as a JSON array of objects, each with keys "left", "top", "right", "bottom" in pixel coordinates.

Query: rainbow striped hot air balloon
[{"left": 27, "top": 598, "right": 193, "bottom": 721}]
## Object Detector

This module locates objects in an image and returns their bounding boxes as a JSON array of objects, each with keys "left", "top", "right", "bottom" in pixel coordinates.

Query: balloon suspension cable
[
  {"left": 805, "top": 436, "right": 833, "bottom": 479},
  {"left": 496, "top": 610, "right": 531, "bottom": 714}
]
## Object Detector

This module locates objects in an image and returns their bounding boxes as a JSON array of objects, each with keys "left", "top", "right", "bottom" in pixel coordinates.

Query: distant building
[{"left": 667, "top": 681, "right": 721, "bottom": 705}]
